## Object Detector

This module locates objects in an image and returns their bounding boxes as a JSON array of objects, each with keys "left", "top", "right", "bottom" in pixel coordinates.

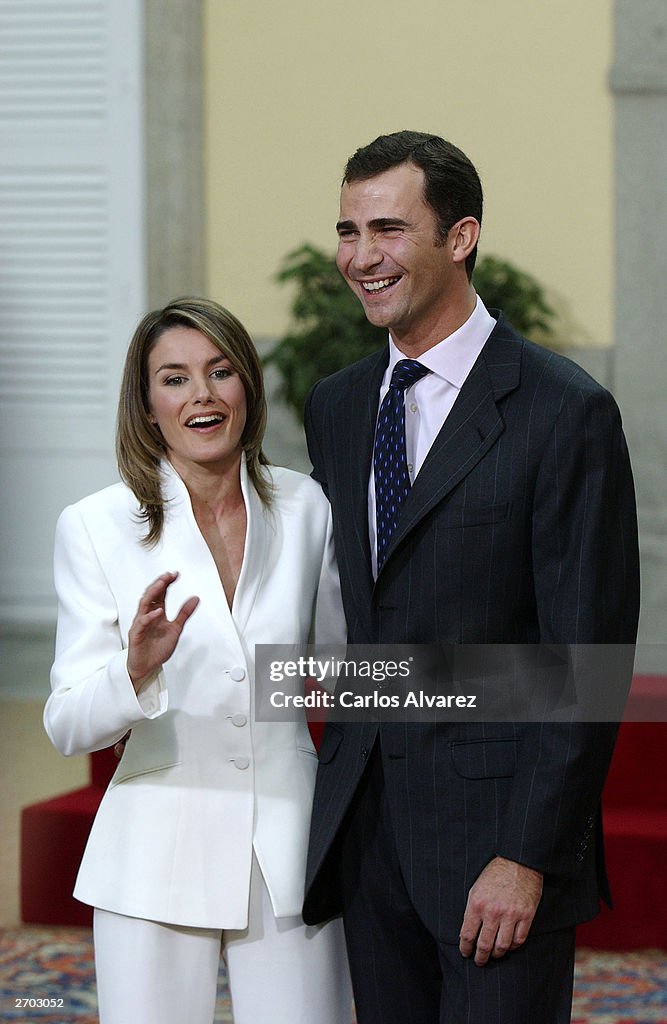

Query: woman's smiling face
[{"left": 147, "top": 326, "right": 247, "bottom": 476}]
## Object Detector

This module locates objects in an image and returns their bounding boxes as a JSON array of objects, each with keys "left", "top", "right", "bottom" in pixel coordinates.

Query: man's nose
[{"left": 352, "top": 234, "right": 382, "bottom": 273}]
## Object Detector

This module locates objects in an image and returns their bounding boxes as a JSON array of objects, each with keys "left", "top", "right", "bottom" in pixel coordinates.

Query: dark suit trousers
[{"left": 338, "top": 741, "right": 575, "bottom": 1024}]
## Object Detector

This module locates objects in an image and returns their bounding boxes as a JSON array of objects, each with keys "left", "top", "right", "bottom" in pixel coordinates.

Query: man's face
[{"left": 335, "top": 162, "right": 460, "bottom": 350}]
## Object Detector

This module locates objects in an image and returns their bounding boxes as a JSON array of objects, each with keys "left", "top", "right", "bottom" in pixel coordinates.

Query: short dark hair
[{"left": 343, "top": 130, "right": 483, "bottom": 277}]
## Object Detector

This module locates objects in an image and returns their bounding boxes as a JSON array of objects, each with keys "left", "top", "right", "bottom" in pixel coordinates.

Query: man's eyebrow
[{"left": 336, "top": 217, "right": 410, "bottom": 233}]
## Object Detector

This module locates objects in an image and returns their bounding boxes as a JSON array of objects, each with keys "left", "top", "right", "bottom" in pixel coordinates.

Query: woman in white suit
[{"left": 44, "top": 298, "right": 352, "bottom": 1024}]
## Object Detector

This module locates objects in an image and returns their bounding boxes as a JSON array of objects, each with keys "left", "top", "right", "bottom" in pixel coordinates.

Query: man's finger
[
  {"left": 490, "top": 921, "right": 515, "bottom": 960},
  {"left": 510, "top": 916, "right": 533, "bottom": 949},
  {"left": 473, "top": 921, "right": 499, "bottom": 966},
  {"left": 114, "top": 730, "right": 131, "bottom": 759},
  {"left": 459, "top": 910, "right": 481, "bottom": 958}
]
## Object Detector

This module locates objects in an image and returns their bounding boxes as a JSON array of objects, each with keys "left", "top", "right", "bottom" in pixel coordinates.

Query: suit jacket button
[
  {"left": 231, "top": 713, "right": 248, "bottom": 727},
  {"left": 361, "top": 747, "right": 369, "bottom": 761},
  {"left": 230, "top": 666, "right": 246, "bottom": 681},
  {"left": 231, "top": 756, "right": 250, "bottom": 770}
]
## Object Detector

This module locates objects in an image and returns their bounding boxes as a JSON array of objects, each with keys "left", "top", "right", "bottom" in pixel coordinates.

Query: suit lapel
[
  {"left": 379, "top": 319, "right": 522, "bottom": 570},
  {"left": 331, "top": 349, "right": 387, "bottom": 603}
]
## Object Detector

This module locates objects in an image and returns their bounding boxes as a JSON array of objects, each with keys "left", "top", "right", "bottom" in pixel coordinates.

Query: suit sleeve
[
  {"left": 497, "top": 384, "right": 640, "bottom": 876},
  {"left": 44, "top": 504, "right": 167, "bottom": 757},
  {"left": 304, "top": 381, "right": 329, "bottom": 495},
  {"left": 310, "top": 505, "right": 348, "bottom": 649},
  {"left": 305, "top": 389, "right": 348, "bottom": 648}
]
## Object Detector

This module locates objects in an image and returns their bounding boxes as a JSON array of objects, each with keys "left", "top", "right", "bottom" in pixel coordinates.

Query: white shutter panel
[{"left": 0, "top": 0, "right": 145, "bottom": 625}]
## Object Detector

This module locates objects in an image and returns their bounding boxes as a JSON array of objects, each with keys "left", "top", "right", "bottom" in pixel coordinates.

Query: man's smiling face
[{"left": 335, "top": 162, "right": 461, "bottom": 351}]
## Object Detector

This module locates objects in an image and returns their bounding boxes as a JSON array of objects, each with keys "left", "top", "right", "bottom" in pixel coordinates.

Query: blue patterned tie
[{"left": 374, "top": 359, "right": 430, "bottom": 571}]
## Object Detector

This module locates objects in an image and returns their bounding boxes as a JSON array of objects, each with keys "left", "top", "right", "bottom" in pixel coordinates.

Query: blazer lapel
[
  {"left": 380, "top": 320, "right": 522, "bottom": 568},
  {"left": 231, "top": 456, "right": 268, "bottom": 635},
  {"left": 160, "top": 461, "right": 237, "bottom": 632},
  {"left": 159, "top": 456, "right": 267, "bottom": 640}
]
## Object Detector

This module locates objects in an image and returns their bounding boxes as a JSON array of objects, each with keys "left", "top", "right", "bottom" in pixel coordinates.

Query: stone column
[
  {"left": 144, "top": 0, "right": 205, "bottom": 305},
  {"left": 611, "top": 0, "right": 667, "bottom": 670}
]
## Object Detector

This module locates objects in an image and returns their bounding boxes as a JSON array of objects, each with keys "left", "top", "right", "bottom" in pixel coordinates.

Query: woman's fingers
[
  {"left": 138, "top": 571, "right": 179, "bottom": 612},
  {"left": 131, "top": 579, "right": 200, "bottom": 644},
  {"left": 134, "top": 573, "right": 186, "bottom": 630},
  {"left": 174, "top": 595, "right": 200, "bottom": 629}
]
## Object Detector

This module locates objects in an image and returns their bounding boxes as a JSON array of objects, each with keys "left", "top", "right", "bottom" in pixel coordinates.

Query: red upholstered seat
[
  {"left": 576, "top": 678, "right": 667, "bottom": 949},
  {"left": 20, "top": 746, "right": 117, "bottom": 926}
]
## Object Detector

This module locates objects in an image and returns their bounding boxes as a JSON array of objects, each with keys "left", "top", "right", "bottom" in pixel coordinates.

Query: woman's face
[{"left": 146, "top": 326, "right": 247, "bottom": 476}]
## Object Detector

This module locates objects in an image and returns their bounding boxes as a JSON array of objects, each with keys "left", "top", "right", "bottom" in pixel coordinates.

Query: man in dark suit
[{"left": 302, "top": 131, "right": 640, "bottom": 1023}]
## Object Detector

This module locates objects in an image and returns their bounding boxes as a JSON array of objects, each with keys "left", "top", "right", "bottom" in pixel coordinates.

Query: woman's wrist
[{"left": 128, "top": 664, "right": 161, "bottom": 695}]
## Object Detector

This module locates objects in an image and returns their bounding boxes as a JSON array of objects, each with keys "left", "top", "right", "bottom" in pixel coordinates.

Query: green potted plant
[{"left": 266, "top": 244, "right": 556, "bottom": 420}]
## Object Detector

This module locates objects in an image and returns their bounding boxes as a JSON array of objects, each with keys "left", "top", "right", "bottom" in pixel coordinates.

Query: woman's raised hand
[{"left": 127, "top": 572, "right": 200, "bottom": 694}]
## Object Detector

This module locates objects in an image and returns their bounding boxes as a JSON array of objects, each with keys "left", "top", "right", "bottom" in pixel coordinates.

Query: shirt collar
[{"left": 387, "top": 294, "right": 496, "bottom": 388}]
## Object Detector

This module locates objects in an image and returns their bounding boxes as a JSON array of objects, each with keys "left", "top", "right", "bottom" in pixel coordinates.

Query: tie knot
[{"left": 389, "top": 359, "right": 430, "bottom": 392}]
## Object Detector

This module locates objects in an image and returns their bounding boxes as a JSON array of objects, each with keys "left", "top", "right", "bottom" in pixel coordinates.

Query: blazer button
[
  {"left": 230, "top": 713, "right": 248, "bottom": 727},
  {"left": 230, "top": 666, "right": 246, "bottom": 681},
  {"left": 231, "top": 756, "right": 250, "bottom": 770},
  {"left": 361, "top": 747, "right": 369, "bottom": 761}
]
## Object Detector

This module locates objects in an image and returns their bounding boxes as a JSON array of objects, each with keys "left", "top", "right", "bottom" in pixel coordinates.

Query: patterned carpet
[{"left": 1, "top": 926, "right": 666, "bottom": 1023}]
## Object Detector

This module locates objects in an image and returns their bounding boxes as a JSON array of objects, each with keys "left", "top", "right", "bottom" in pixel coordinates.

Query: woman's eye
[
  {"left": 165, "top": 375, "right": 186, "bottom": 386},
  {"left": 212, "top": 367, "right": 232, "bottom": 379}
]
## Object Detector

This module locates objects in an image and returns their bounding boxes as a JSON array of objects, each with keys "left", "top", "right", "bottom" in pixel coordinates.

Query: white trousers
[{"left": 93, "top": 856, "right": 352, "bottom": 1024}]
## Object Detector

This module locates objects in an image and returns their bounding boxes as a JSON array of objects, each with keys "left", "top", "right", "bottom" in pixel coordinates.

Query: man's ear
[{"left": 449, "top": 217, "right": 480, "bottom": 266}]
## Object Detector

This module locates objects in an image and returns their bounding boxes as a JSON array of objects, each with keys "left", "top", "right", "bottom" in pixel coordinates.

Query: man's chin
[{"left": 359, "top": 301, "right": 394, "bottom": 330}]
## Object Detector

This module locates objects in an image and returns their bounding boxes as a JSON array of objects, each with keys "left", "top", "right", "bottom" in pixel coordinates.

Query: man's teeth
[
  {"left": 362, "top": 277, "right": 400, "bottom": 292},
  {"left": 187, "top": 415, "right": 224, "bottom": 427}
]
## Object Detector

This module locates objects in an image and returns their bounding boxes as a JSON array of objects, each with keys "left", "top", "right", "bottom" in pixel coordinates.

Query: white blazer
[{"left": 44, "top": 458, "right": 346, "bottom": 929}]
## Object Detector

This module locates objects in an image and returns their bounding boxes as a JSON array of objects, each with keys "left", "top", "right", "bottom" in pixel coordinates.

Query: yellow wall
[{"left": 204, "top": 0, "right": 612, "bottom": 349}]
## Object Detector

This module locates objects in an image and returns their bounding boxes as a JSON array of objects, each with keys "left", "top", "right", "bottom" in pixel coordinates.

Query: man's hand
[
  {"left": 459, "top": 856, "right": 543, "bottom": 965},
  {"left": 114, "top": 731, "right": 130, "bottom": 759}
]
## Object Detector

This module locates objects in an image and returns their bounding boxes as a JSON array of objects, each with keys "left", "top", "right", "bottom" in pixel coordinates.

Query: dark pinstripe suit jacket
[{"left": 302, "top": 313, "right": 640, "bottom": 941}]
